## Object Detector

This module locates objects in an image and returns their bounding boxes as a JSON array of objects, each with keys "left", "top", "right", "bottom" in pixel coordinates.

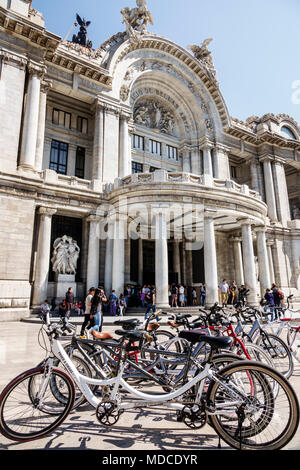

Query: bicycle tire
[
  {"left": 207, "top": 361, "right": 299, "bottom": 450},
  {"left": 0, "top": 367, "right": 75, "bottom": 442},
  {"left": 256, "top": 333, "right": 294, "bottom": 379}
]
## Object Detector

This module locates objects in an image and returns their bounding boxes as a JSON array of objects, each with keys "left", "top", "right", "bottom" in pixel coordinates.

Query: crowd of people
[{"left": 40, "top": 279, "right": 287, "bottom": 337}]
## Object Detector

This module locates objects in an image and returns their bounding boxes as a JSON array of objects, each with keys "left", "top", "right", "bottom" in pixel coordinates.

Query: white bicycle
[{"left": 0, "top": 320, "right": 299, "bottom": 451}]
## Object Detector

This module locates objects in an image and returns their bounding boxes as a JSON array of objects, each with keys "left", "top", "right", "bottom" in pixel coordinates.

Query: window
[
  {"left": 149, "top": 139, "right": 161, "bottom": 155},
  {"left": 230, "top": 166, "right": 237, "bottom": 179},
  {"left": 49, "top": 140, "right": 68, "bottom": 175},
  {"left": 77, "top": 116, "right": 88, "bottom": 134},
  {"left": 167, "top": 145, "right": 178, "bottom": 161},
  {"left": 132, "top": 162, "right": 143, "bottom": 174},
  {"left": 75, "top": 147, "right": 85, "bottom": 179},
  {"left": 132, "top": 134, "right": 144, "bottom": 151},
  {"left": 281, "top": 126, "right": 297, "bottom": 140},
  {"left": 52, "top": 109, "right": 71, "bottom": 129}
]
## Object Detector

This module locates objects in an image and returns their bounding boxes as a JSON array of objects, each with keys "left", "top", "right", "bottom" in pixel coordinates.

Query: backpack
[{"left": 278, "top": 290, "right": 284, "bottom": 301}]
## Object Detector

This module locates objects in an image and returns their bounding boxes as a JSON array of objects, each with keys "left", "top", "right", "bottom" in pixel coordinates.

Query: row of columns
[
  {"left": 182, "top": 142, "right": 230, "bottom": 183},
  {"left": 31, "top": 205, "right": 272, "bottom": 308},
  {"left": 251, "top": 156, "right": 291, "bottom": 227}
]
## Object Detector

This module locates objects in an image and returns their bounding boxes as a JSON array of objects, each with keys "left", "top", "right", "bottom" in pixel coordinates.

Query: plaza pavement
[{"left": 0, "top": 319, "right": 299, "bottom": 452}]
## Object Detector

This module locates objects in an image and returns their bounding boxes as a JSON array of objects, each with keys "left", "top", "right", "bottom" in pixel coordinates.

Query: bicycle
[{"left": 1, "top": 320, "right": 299, "bottom": 450}]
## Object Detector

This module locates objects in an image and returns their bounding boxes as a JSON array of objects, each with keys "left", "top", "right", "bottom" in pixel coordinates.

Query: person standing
[
  {"left": 178, "top": 284, "right": 185, "bottom": 307},
  {"left": 90, "top": 287, "right": 107, "bottom": 333},
  {"left": 119, "top": 294, "right": 126, "bottom": 317},
  {"left": 171, "top": 284, "right": 178, "bottom": 308},
  {"left": 192, "top": 288, "right": 198, "bottom": 306},
  {"left": 145, "top": 286, "right": 156, "bottom": 319},
  {"left": 219, "top": 280, "right": 229, "bottom": 306},
  {"left": 80, "top": 287, "right": 95, "bottom": 337},
  {"left": 109, "top": 290, "right": 118, "bottom": 316},
  {"left": 264, "top": 288, "right": 275, "bottom": 322},
  {"left": 65, "top": 287, "right": 74, "bottom": 319},
  {"left": 40, "top": 300, "right": 51, "bottom": 324},
  {"left": 200, "top": 284, "right": 206, "bottom": 307}
]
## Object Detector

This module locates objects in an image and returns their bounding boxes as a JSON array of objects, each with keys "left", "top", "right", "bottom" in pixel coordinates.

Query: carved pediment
[{"left": 133, "top": 99, "right": 176, "bottom": 135}]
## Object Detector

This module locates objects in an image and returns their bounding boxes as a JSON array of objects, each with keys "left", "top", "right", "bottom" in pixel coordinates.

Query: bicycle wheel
[
  {"left": 287, "top": 327, "right": 300, "bottom": 363},
  {"left": 0, "top": 367, "right": 75, "bottom": 442},
  {"left": 256, "top": 333, "right": 294, "bottom": 379},
  {"left": 207, "top": 361, "right": 299, "bottom": 450}
]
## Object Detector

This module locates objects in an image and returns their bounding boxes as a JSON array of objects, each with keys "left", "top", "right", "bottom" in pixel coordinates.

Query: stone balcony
[{"left": 104, "top": 169, "right": 262, "bottom": 202}]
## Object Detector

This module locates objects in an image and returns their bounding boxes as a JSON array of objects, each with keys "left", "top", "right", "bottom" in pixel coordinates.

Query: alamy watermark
[{"left": 94, "top": 197, "right": 206, "bottom": 251}]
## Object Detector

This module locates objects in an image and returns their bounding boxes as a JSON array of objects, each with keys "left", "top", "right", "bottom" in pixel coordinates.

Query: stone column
[
  {"left": 86, "top": 215, "right": 101, "bottom": 290},
  {"left": 92, "top": 99, "right": 105, "bottom": 183},
  {"left": 231, "top": 237, "right": 245, "bottom": 286},
  {"left": 119, "top": 113, "right": 130, "bottom": 178},
  {"left": 191, "top": 147, "right": 201, "bottom": 175},
  {"left": 35, "top": 79, "right": 52, "bottom": 172},
  {"left": 154, "top": 206, "right": 170, "bottom": 308},
  {"left": 182, "top": 147, "right": 191, "bottom": 173},
  {"left": 112, "top": 216, "right": 126, "bottom": 296},
  {"left": 202, "top": 142, "right": 214, "bottom": 186},
  {"left": 266, "top": 239, "right": 275, "bottom": 284},
  {"left": 19, "top": 61, "right": 46, "bottom": 171},
  {"left": 32, "top": 207, "right": 57, "bottom": 307},
  {"left": 173, "top": 240, "right": 181, "bottom": 284},
  {"left": 250, "top": 160, "right": 260, "bottom": 194},
  {"left": 204, "top": 211, "right": 219, "bottom": 306},
  {"left": 104, "top": 221, "right": 114, "bottom": 294},
  {"left": 255, "top": 227, "right": 271, "bottom": 295},
  {"left": 214, "top": 144, "right": 230, "bottom": 180},
  {"left": 138, "top": 237, "right": 144, "bottom": 286},
  {"left": 261, "top": 157, "right": 278, "bottom": 222},
  {"left": 272, "top": 156, "right": 291, "bottom": 227},
  {"left": 240, "top": 219, "right": 258, "bottom": 305}
]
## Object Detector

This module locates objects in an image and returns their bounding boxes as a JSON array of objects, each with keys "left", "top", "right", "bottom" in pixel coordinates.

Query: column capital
[
  {"left": 40, "top": 79, "right": 53, "bottom": 94},
  {"left": 230, "top": 236, "right": 242, "bottom": 243},
  {"left": 38, "top": 207, "right": 57, "bottom": 217},
  {"left": 152, "top": 203, "right": 170, "bottom": 216},
  {"left": 204, "top": 209, "right": 217, "bottom": 219},
  {"left": 0, "top": 49, "right": 27, "bottom": 70},
  {"left": 87, "top": 214, "right": 103, "bottom": 223},
  {"left": 215, "top": 143, "right": 231, "bottom": 154},
  {"left": 266, "top": 239, "right": 275, "bottom": 247},
  {"left": 28, "top": 60, "right": 47, "bottom": 78},
  {"left": 254, "top": 225, "right": 267, "bottom": 234},
  {"left": 238, "top": 217, "right": 255, "bottom": 227}
]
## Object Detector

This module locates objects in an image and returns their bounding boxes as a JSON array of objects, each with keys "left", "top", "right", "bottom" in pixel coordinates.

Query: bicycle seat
[
  {"left": 115, "top": 329, "right": 145, "bottom": 342},
  {"left": 179, "top": 329, "right": 233, "bottom": 350},
  {"left": 114, "top": 319, "right": 140, "bottom": 330},
  {"left": 91, "top": 331, "right": 114, "bottom": 340},
  {"left": 147, "top": 323, "right": 160, "bottom": 332}
]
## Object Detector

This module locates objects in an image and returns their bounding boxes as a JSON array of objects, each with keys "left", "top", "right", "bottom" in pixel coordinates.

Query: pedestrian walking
[
  {"left": 89, "top": 287, "right": 107, "bottom": 333},
  {"left": 109, "top": 290, "right": 118, "bottom": 316},
  {"left": 40, "top": 300, "right": 51, "bottom": 324},
  {"left": 145, "top": 286, "right": 156, "bottom": 319},
  {"left": 178, "top": 284, "right": 185, "bottom": 307},
  {"left": 80, "top": 287, "right": 96, "bottom": 337},
  {"left": 119, "top": 294, "right": 126, "bottom": 317},
  {"left": 219, "top": 279, "right": 229, "bottom": 306},
  {"left": 65, "top": 287, "right": 74, "bottom": 318},
  {"left": 200, "top": 284, "right": 206, "bottom": 306},
  {"left": 263, "top": 288, "right": 275, "bottom": 321},
  {"left": 192, "top": 287, "right": 198, "bottom": 306}
]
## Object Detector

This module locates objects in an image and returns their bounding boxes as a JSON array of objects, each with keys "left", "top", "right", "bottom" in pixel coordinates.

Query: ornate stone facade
[{"left": 0, "top": 0, "right": 299, "bottom": 320}]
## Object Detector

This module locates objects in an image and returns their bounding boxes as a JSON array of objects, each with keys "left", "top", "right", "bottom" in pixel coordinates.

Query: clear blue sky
[{"left": 32, "top": 0, "right": 300, "bottom": 124}]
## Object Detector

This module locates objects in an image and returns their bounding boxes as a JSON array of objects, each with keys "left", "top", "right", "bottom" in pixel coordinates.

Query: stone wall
[{"left": 0, "top": 194, "right": 35, "bottom": 321}]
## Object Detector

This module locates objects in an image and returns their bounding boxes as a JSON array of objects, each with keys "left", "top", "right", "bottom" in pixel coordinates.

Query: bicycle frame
[{"left": 50, "top": 335, "right": 247, "bottom": 414}]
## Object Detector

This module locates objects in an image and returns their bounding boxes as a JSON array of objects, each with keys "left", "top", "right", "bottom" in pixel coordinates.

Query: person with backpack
[
  {"left": 271, "top": 283, "right": 284, "bottom": 319},
  {"left": 80, "top": 287, "right": 95, "bottom": 337},
  {"left": 263, "top": 288, "right": 275, "bottom": 321},
  {"left": 89, "top": 287, "right": 107, "bottom": 333}
]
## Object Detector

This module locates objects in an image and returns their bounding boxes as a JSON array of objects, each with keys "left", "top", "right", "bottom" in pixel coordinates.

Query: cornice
[{"left": 0, "top": 7, "right": 60, "bottom": 52}]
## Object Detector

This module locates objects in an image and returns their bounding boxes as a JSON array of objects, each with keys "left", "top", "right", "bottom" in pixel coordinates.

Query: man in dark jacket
[{"left": 65, "top": 287, "right": 74, "bottom": 317}]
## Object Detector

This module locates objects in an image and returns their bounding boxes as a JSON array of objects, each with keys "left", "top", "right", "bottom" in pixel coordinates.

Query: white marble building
[{"left": 0, "top": 0, "right": 299, "bottom": 320}]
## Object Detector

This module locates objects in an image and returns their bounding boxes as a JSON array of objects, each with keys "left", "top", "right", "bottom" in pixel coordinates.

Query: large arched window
[{"left": 281, "top": 126, "right": 297, "bottom": 140}]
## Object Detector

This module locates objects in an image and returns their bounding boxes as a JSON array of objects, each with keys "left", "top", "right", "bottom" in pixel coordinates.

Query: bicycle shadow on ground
[{"left": 0, "top": 407, "right": 225, "bottom": 451}]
